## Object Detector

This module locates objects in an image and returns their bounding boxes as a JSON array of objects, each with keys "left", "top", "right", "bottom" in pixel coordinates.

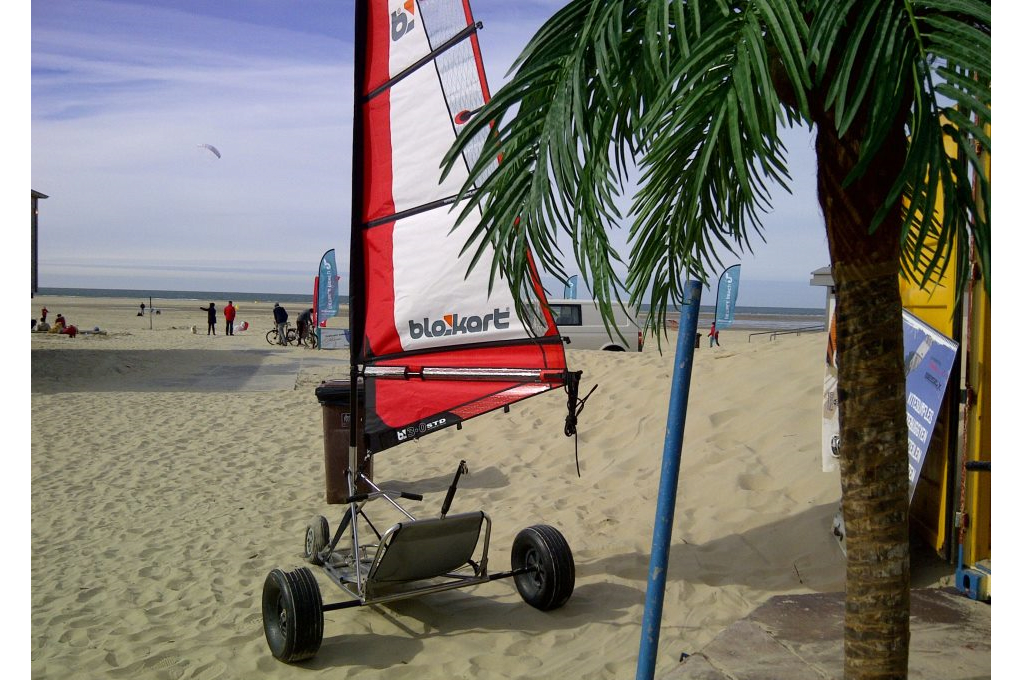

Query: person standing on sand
[
  {"left": 224, "top": 301, "right": 236, "bottom": 336},
  {"left": 296, "top": 308, "right": 313, "bottom": 343},
  {"left": 41, "top": 307, "right": 48, "bottom": 322},
  {"left": 709, "top": 321, "right": 719, "bottom": 347},
  {"left": 200, "top": 302, "right": 217, "bottom": 335},
  {"left": 273, "top": 303, "right": 288, "bottom": 345}
]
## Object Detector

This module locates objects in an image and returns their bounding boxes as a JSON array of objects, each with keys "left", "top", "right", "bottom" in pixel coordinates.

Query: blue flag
[
  {"left": 317, "top": 249, "right": 340, "bottom": 326},
  {"left": 564, "top": 275, "right": 578, "bottom": 299},
  {"left": 714, "top": 264, "right": 741, "bottom": 328}
]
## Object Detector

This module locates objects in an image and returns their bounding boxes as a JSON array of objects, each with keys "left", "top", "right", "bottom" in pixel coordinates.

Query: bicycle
[
  {"left": 293, "top": 324, "right": 319, "bottom": 349},
  {"left": 266, "top": 324, "right": 298, "bottom": 346}
]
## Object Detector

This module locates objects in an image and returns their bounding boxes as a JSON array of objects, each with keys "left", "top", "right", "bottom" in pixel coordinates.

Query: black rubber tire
[
  {"left": 266, "top": 330, "right": 277, "bottom": 346},
  {"left": 304, "top": 515, "right": 330, "bottom": 566},
  {"left": 511, "top": 525, "right": 575, "bottom": 611},
  {"left": 286, "top": 329, "right": 299, "bottom": 345},
  {"left": 262, "top": 567, "right": 324, "bottom": 663}
]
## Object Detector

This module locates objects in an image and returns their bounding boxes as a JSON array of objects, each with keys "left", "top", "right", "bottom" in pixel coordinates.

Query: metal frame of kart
[
  {"left": 262, "top": 458, "right": 576, "bottom": 664},
  {"left": 315, "top": 473, "right": 513, "bottom": 610}
]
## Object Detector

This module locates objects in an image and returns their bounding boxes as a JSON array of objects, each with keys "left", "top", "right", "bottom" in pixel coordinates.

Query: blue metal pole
[{"left": 636, "top": 280, "right": 702, "bottom": 680}]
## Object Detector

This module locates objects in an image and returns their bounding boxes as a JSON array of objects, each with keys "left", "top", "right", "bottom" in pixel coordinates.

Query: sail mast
[{"left": 348, "top": 0, "right": 370, "bottom": 455}]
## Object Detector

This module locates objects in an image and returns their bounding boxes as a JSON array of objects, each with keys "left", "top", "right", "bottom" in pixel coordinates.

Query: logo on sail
[
  {"left": 391, "top": 1, "right": 416, "bottom": 41},
  {"left": 397, "top": 417, "right": 448, "bottom": 442},
  {"left": 409, "top": 308, "right": 511, "bottom": 339}
]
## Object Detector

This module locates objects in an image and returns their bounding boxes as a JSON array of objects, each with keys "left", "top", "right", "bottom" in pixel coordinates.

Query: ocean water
[
  {"left": 37, "top": 287, "right": 317, "bottom": 305},
  {"left": 36, "top": 288, "right": 826, "bottom": 332}
]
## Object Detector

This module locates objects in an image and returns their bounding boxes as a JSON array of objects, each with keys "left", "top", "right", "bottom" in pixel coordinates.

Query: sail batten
[
  {"left": 365, "top": 21, "right": 482, "bottom": 101},
  {"left": 367, "top": 366, "right": 564, "bottom": 381},
  {"left": 364, "top": 194, "right": 462, "bottom": 229},
  {"left": 351, "top": 0, "right": 569, "bottom": 455}
]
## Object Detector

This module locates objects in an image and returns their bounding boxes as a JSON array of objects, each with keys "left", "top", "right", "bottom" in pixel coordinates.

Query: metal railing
[{"left": 748, "top": 325, "right": 826, "bottom": 342}]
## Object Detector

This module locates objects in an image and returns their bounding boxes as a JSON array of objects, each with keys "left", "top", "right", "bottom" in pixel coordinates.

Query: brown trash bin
[
  {"left": 315, "top": 380, "right": 371, "bottom": 503},
  {"left": 694, "top": 332, "right": 701, "bottom": 348}
]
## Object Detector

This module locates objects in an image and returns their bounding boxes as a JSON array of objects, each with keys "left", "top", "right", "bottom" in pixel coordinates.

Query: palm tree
[{"left": 446, "top": 1, "right": 990, "bottom": 678}]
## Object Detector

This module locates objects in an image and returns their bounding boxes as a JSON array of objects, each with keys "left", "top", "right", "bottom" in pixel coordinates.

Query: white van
[{"left": 546, "top": 299, "right": 644, "bottom": 351}]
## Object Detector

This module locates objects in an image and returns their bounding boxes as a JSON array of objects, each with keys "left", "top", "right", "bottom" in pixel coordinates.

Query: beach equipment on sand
[{"left": 261, "top": 0, "right": 585, "bottom": 663}]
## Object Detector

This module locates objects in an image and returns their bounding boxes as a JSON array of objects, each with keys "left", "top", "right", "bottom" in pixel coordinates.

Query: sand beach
[{"left": 29, "top": 293, "right": 956, "bottom": 679}]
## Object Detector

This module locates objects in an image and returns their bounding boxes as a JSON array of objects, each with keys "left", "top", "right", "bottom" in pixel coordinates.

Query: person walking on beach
[
  {"left": 200, "top": 302, "right": 217, "bottom": 335},
  {"left": 138, "top": 302, "right": 146, "bottom": 317},
  {"left": 709, "top": 321, "right": 720, "bottom": 347},
  {"left": 273, "top": 303, "right": 288, "bottom": 345},
  {"left": 224, "top": 301, "right": 237, "bottom": 336}
]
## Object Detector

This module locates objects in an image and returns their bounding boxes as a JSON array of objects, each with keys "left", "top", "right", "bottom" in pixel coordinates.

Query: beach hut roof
[
  {"left": 0, "top": 189, "right": 48, "bottom": 197},
  {"left": 809, "top": 266, "right": 834, "bottom": 287}
]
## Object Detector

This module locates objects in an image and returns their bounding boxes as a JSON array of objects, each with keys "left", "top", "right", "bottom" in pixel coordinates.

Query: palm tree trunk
[{"left": 815, "top": 114, "right": 911, "bottom": 680}]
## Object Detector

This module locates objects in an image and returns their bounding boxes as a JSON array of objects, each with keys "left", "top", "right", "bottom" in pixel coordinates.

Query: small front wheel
[
  {"left": 262, "top": 567, "right": 324, "bottom": 663},
  {"left": 512, "top": 525, "right": 575, "bottom": 611},
  {"left": 304, "top": 515, "right": 330, "bottom": 565}
]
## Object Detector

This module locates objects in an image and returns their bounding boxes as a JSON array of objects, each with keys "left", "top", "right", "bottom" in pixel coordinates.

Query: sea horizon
[{"left": 36, "top": 286, "right": 825, "bottom": 313}]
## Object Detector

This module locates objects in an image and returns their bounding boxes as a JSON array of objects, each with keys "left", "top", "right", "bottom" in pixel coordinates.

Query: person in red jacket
[{"left": 224, "top": 301, "right": 237, "bottom": 336}]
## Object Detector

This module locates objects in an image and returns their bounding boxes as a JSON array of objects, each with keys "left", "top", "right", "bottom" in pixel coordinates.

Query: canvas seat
[{"left": 366, "top": 511, "right": 484, "bottom": 585}]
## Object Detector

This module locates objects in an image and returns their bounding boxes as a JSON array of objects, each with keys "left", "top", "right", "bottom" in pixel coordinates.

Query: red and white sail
[{"left": 350, "top": 0, "right": 568, "bottom": 454}]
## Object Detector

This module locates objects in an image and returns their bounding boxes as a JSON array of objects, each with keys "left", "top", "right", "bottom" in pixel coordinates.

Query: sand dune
[{"left": 30, "top": 293, "right": 872, "bottom": 679}]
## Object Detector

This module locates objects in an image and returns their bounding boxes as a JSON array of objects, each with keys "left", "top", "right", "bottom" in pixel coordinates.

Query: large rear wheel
[
  {"left": 262, "top": 567, "right": 324, "bottom": 663},
  {"left": 511, "top": 525, "right": 574, "bottom": 611}
]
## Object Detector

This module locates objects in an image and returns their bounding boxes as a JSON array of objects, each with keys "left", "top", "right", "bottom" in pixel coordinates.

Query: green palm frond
[
  {"left": 444, "top": 0, "right": 811, "bottom": 334},
  {"left": 444, "top": 0, "right": 990, "bottom": 335},
  {"left": 630, "top": 0, "right": 810, "bottom": 333},
  {"left": 809, "top": 0, "right": 990, "bottom": 294}
]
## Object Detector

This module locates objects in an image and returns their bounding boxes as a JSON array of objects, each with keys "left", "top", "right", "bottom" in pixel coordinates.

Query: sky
[{"left": 30, "top": 0, "right": 836, "bottom": 308}]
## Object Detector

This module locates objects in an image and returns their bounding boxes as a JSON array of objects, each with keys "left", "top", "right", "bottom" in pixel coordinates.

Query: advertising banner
[
  {"left": 821, "top": 299, "right": 840, "bottom": 472},
  {"left": 903, "top": 309, "right": 959, "bottom": 499},
  {"left": 317, "top": 327, "right": 351, "bottom": 350},
  {"left": 317, "top": 249, "right": 341, "bottom": 327},
  {"left": 312, "top": 275, "right": 320, "bottom": 328},
  {"left": 822, "top": 307, "right": 959, "bottom": 499},
  {"left": 714, "top": 264, "right": 741, "bottom": 328}
]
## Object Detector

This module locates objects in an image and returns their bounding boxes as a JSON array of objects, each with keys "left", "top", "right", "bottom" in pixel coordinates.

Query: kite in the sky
[{"left": 198, "top": 143, "right": 221, "bottom": 159}]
